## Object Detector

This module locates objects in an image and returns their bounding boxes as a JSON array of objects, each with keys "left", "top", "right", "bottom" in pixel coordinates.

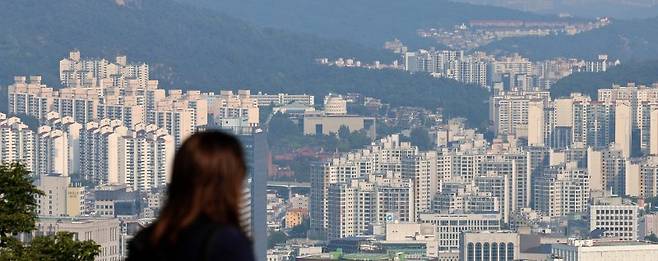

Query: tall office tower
[
  {"left": 236, "top": 130, "right": 268, "bottom": 261},
  {"left": 402, "top": 151, "right": 439, "bottom": 216},
  {"left": 326, "top": 173, "right": 414, "bottom": 240},
  {"left": 79, "top": 119, "right": 130, "bottom": 184},
  {"left": 527, "top": 100, "right": 546, "bottom": 146},
  {"left": 122, "top": 124, "right": 175, "bottom": 192},
  {"left": 0, "top": 114, "right": 35, "bottom": 171},
  {"left": 533, "top": 162, "right": 589, "bottom": 217},
  {"left": 590, "top": 196, "right": 639, "bottom": 241},
  {"left": 7, "top": 76, "right": 54, "bottom": 120},
  {"left": 616, "top": 100, "right": 633, "bottom": 158},
  {"left": 310, "top": 135, "right": 416, "bottom": 237},
  {"left": 475, "top": 172, "right": 510, "bottom": 223}
]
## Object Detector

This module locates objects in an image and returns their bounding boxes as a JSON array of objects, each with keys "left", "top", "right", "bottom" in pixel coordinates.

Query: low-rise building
[
  {"left": 459, "top": 231, "right": 520, "bottom": 261},
  {"left": 551, "top": 239, "right": 658, "bottom": 261}
]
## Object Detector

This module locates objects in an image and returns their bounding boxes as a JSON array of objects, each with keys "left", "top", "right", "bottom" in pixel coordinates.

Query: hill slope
[
  {"left": 0, "top": 0, "right": 490, "bottom": 126},
  {"left": 550, "top": 60, "right": 658, "bottom": 98},
  {"left": 481, "top": 17, "right": 658, "bottom": 61},
  {"left": 178, "top": 0, "right": 550, "bottom": 48},
  {"left": 453, "top": 0, "right": 658, "bottom": 19}
]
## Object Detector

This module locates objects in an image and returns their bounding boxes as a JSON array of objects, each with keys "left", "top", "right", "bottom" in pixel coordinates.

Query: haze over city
[{"left": 1, "top": 0, "right": 658, "bottom": 260}]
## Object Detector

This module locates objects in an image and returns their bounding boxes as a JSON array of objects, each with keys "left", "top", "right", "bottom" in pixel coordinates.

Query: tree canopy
[
  {"left": 0, "top": 163, "right": 43, "bottom": 246},
  {"left": 0, "top": 163, "right": 101, "bottom": 260}
]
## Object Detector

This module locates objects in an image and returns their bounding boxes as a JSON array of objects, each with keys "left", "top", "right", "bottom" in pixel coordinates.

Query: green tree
[
  {"left": 646, "top": 233, "right": 658, "bottom": 243},
  {"left": 289, "top": 219, "right": 310, "bottom": 238},
  {"left": 409, "top": 127, "right": 434, "bottom": 150},
  {"left": 267, "top": 231, "right": 288, "bottom": 248},
  {"left": 0, "top": 162, "right": 43, "bottom": 246},
  {"left": 337, "top": 125, "right": 351, "bottom": 141},
  {"left": 0, "top": 163, "right": 101, "bottom": 261},
  {"left": 1, "top": 232, "right": 100, "bottom": 261},
  {"left": 21, "top": 232, "right": 100, "bottom": 261}
]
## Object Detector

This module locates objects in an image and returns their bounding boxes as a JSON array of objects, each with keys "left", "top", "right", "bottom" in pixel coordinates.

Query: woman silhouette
[{"left": 128, "top": 131, "right": 254, "bottom": 260}]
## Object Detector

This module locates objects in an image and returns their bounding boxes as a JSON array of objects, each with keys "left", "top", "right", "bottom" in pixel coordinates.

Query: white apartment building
[
  {"left": 533, "top": 162, "right": 589, "bottom": 217},
  {"left": 490, "top": 90, "right": 550, "bottom": 137},
  {"left": 589, "top": 196, "right": 639, "bottom": 241},
  {"left": 206, "top": 90, "right": 259, "bottom": 129},
  {"left": 310, "top": 135, "right": 418, "bottom": 237},
  {"left": 7, "top": 76, "right": 54, "bottom": 120},
  {"left": 122, "top": 123, "right": 175, "bottom": 191},
  {"left": 80, "top": 119, "right": 174, "bottom": 191},
  {"left": 326, "top": 173, "right": 414, "bottom": 240},
  {"left": 59, "top": 50, "right": 149, "bottom": 89},
  {"left": 251, "top": 91, "right": 315, "bottom": 106},
  {"left": 0, "top": 113, "right": 35, "bottom": 171},
  {"left": 153, "top": 101, "right": 195, "bottom": 146},
  {"left": 432, "top": 181, "right": 500, "bottom": 216}
]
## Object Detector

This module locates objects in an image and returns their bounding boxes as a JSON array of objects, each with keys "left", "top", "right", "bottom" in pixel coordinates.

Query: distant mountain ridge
[
  {"left": 177, "top": 0, "right": 552, "bottom": 48},
  {"left": 0, "top": 0, "right": 490, "bottom": 126},
  {"left": 481, "top": 17, "right": 658, "bottom": 61},
  {"left": 550, "top": 60, "right": 658, "bottom": 98},
  {"left": 453, "top": 0, "right": 658, "bottom": 19}
]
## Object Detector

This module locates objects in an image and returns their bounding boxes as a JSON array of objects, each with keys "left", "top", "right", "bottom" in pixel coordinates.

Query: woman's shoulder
[
  {"left": 126, "top": 226, "right": 158, "bottom": 260},
  {"left": 204, "top": 225, "right": 254, "bottom": 260}
]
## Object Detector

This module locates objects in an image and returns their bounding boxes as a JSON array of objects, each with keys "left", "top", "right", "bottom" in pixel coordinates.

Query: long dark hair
[{"left": 151, "top": 131, "right": 247, "bottom": 243}]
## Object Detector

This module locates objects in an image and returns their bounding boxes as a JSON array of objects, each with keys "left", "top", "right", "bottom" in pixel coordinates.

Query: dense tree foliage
[
  {"left": 267, "top": 231, "right": 287, "bottom": 248},
  {"left": 646, "top": 233, "right": 658, "bottom": 243},
  {"left": 0, "top": 163, "right": 100, "bottom": 260},
  {"left": 1, "top": 232, "right": 100, "bottom": 261},
  {"left": 550, "top": 60, "right": 658, "bottom": 99},
  {"left": 482, "top": 17, "right": 658, "bottom": 61},
  {"left": 0, "top": 163, "right": 43, "bottom": 246},
  {"left": 288, "top": 219, "right": 310, "bottom": 238},
  {"left": 408, "top": 128, "right": 435, "bottom": 150}
]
